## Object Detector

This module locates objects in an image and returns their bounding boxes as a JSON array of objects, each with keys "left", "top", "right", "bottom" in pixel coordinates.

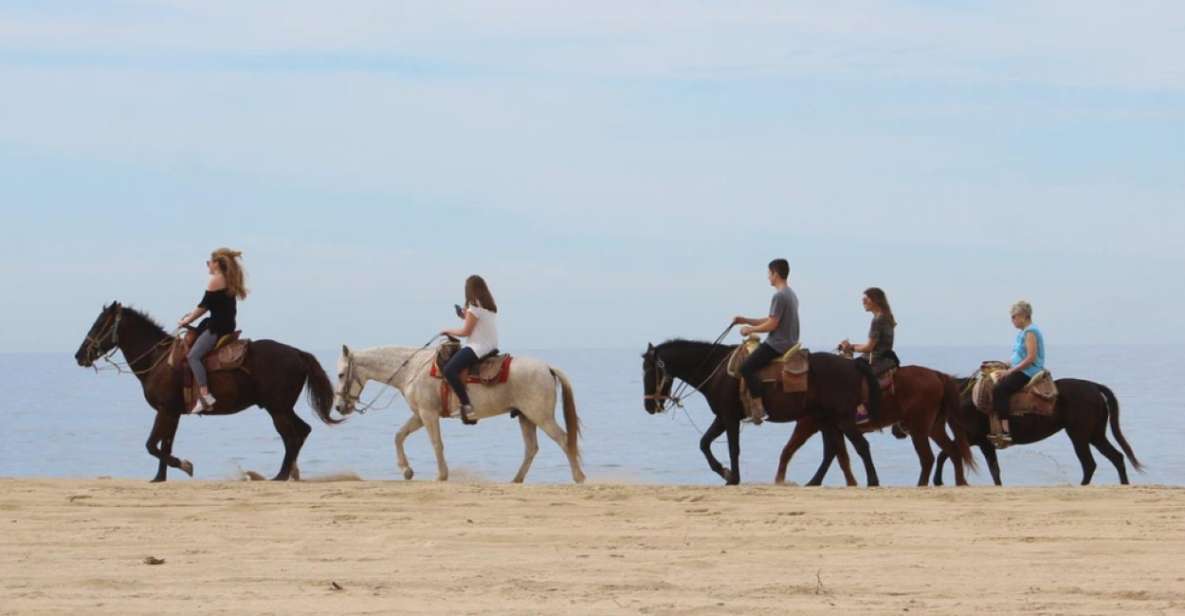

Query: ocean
[{"left": 1, "top": 345, "right": 1180, "bottom": 486}]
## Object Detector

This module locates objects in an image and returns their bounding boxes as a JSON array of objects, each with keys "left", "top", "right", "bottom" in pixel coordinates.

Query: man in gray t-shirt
[{"left": 732, "top": 258, "right": 801, "bottom": 424}]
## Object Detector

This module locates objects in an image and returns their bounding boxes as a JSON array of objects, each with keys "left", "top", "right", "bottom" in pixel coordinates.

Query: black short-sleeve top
[{"left": 198, "top": 289, "right": 237, "bottom": 336}]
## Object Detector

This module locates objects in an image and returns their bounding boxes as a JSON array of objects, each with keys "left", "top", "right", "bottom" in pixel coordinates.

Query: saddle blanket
[{"left": 429, "top": 355, "right": 514, "bottom": 417}]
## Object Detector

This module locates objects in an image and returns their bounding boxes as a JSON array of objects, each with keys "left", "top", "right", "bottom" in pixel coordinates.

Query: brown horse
[
  {"left": 642, "top": 339, "right": 880, "bottom": 486},
  {"left": 774, "top": 366, "right": 975, "bottom": 486},
  {"left": 74, "top": 302, "right": 341, "bottom": 482},
  {"left": 934, "top": 377, "right": 1142, "bottom": 486}
]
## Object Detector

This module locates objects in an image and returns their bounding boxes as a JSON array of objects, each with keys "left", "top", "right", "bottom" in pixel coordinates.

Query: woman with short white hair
[{"left": 992, "top": 300, "right": 1046, "bottom": 443}]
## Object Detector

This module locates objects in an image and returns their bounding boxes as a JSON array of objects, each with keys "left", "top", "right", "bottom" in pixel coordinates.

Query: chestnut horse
[
  {"left": 773, "top": 365, "right": 975, "bottom": 486},
  {"left": 642, "top": 339, "right": 880, "bottom": 486},
  {"left": 74, "top": 302, "right": 340, "bottom": 481},
  {"left": 934, "top": 377, "right": 1142, "bottom": 486}
]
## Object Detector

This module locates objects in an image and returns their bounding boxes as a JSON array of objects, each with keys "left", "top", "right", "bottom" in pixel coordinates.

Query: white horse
[{"left": 332, "top": 344, "right": 585, "bottom": 483}]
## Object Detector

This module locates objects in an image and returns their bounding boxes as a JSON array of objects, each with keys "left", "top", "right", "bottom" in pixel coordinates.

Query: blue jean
[
  {"left": 187, "top": 330, "right": 218, "bottom": 388},
  {"left": 442, "top": 347, "right": 479, "bottom": 406}
]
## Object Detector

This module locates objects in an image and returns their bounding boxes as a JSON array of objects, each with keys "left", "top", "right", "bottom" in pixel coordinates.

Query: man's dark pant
[
  {"left": 739, "top": 342, "right": 781, "bottom": 398},
  {"left": 992, "top": 370, "right": 1030, "bottom": 415}
]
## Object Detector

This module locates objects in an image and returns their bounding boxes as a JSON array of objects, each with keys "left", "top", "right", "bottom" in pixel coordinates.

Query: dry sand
[{"left": 2, "top": 478, "right": 1183, "bottom": 615}]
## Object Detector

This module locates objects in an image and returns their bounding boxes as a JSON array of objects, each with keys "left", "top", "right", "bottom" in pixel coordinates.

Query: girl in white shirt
[{"left": 440, "top": 275, "right": 500, "bottom": 425}]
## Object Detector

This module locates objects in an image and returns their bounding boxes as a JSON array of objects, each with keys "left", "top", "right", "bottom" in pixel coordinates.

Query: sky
[{"left": 1, "top": 1, "right": 1183, "bottom": 353}]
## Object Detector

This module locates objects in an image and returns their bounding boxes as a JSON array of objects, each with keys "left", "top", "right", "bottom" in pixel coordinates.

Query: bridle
[
  {"left": 335, "top": 352, "right": 365, "bottom": 411},
  {"left": 643, "top": 324, "right": 736, "bottom": 413},
  {"left": 84, "top": 306, "right": 123, "bottom": 364},
  {"left": 643, "top": 356, "right": 675, "bottom": 412},
  {"left": 84, "top": 305, "right": 184, "bottom": 376}
]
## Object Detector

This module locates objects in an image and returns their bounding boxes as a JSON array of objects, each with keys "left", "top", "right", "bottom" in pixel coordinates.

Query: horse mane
[
  {"left": 657, "top": 338, "right": 736, "bottom": 352},
  {"left": 121, "top": 305, "right": 170, "bottom": 339}
]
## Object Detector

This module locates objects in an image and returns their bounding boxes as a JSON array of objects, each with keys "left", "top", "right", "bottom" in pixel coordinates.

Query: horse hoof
[
  {"left": 150, "top": 477, "right": 166, "bottom": 483},
  {"left": 179, "top": 460, "right": 194, "bottom": 477},
  {"left": 403, "top": 468, "right": 414, "bottom": 480}
]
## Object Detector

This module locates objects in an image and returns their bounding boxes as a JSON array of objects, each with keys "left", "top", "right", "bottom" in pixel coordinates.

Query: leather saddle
[
  {"left": 429, "top": 340, "right": 514, "bottom": 417},
  {"left": 169, "top": 328, "right": 251, "bottom": 409},
  {"left": 972, "top": 361, "right": 1058, "bottom": 416},
  {"left": 727, "top": 337, "right": 810, "bottom": 394}
]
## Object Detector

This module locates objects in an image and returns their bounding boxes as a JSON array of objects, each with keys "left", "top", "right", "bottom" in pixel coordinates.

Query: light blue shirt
[{"left": 1010, "top": 324, "right": 1045, "bottom": 378}]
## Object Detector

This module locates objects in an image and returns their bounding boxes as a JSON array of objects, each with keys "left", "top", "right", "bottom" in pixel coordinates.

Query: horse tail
[
  {"left": 1099, "top": 384, "right": 1142, "bottom": 472},
  {"left": 943, "top": 373, "right": 977, "bottom": 472},
  {"left": 853, "top": 358, "right": 881, "bottom": 423},
  {"left": 550, "top": 368, "right": 581, "bottom": 462},
  {"left": 298, "top": 350, "right": 343, "bottom": 425}
]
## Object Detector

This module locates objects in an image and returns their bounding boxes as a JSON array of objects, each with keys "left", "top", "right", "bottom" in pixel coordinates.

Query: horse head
[
  {"left": 75, "top": 301, "right": 122, "bottom": 367},
  {"left": 334, "top": 344, "right": 363, "bottom": 416},
  {"left": 642, "top": 342, "right": 673, "bottom": 414}
]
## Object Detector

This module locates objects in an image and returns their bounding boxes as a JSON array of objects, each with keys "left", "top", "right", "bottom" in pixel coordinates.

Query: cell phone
[{"left": 454, "top": 304, "right": 465, "bottom": 318}]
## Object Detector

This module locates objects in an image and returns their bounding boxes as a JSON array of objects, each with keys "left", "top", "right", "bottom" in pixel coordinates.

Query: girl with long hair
[{"left": 178, "top": 248, "right": 248, "bottom": 413}]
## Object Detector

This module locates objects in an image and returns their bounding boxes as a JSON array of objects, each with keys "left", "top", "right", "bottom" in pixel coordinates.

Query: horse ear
[
  {"left": 341, "top": 344, "right": 350, "bottom": 357},
  {"left": 647, "top": 342, "right": 655, "bottom": 351}
]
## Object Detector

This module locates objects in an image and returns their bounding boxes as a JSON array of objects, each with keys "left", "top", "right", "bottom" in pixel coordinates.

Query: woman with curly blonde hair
[{"left": 177, "top": 248, "right": 249, "bottom": 413}]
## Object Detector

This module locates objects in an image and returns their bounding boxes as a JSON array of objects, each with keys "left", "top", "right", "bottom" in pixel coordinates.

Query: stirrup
[{"left": 459, "top": 404, "right": 478, "bottom": 426}]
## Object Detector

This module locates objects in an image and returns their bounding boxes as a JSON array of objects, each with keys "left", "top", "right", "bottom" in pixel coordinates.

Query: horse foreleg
[
  {"left": 699, "top": 416, "right": 730, "bottom": 483},
  {"left": 724, "top": 419, "right": 741, "bottom": 485},
  {"left": 512, "top": 414, "right": 539, "bottom": 483},
  {"left": 934, "top": 451, "right": 948, "bottom": 486},
  {"left": 394, "top": 414, "right": 424, "bottom": 480},
  {"left": 834, "top": 427, "right": 857, "bottom": 486},
  {"left": 1070, "top": 434, "right": 1097, "bottom": 485},
  {"left": 422, "top": 413, "right": 449, "bottom": 481},
  {"left": 775, "top": 419, "right": 815, "bottom": 485},
  {"left": 981, "top": 443, "right": 1003, "bottom": 485},
  {"left": 929, "top": 423, "right": 967, "bottom": 486},
  {"left": 842, "top": 426, "right": 879, "bottom": 487},
  {"left": 806, "top": 423, "right": 836, "bottom": 487},
  {"left": 145, "top": 412, "right": 191, "bottom": 482}
]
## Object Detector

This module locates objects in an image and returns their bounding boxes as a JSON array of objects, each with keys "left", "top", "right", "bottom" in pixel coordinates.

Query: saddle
[
  {"left": 838, "top": 348, "right": 899, "bottom": 398},
  {"left": 169, "top": 329, "right": 251, "bottom": 409},
  {"left": 971, "top": 361, "right": 1058, "bottom": 417},
  {"left": 727, "top": 337, "right": 810, "bottom": 394},
  {"left": 429, "top": 340, "right": 513, "bottom": 416}
]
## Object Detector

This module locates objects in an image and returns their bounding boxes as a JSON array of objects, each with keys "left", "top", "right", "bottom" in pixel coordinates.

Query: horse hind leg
[
  {"left": 422, "top": 414, "right": 449, "bottom": 481},
  {"left": 1090, "top": 433, "right": 1129, "bottom": 485},
  {"left": 842, "top": 425, "right": 879, "bottom": 487},
  {"left": 512, "top": 413, "right": 540, "bottom": 483},
  {"left": 537, "top": 414, "right": 585, "bottom": 484},
  {"left": 146, "top": 412, "right": 193, "bottom": 482},
  {"left": 267, "top": 408, "right": 311, "bottom": 481}
]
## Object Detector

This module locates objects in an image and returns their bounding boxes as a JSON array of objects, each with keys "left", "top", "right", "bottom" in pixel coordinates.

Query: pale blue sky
[{"left": 2, "top": 1, "right": 1183, "bottom": 352}]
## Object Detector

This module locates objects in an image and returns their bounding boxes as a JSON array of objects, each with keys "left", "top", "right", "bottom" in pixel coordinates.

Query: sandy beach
[{"left": 1, "top": 479, "right": 1182, "bottom": 615}]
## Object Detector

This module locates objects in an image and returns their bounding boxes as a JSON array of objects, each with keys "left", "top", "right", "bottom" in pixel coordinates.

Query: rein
[
  {"left": 645, "top": 324, "right": 734, "bottom": 412},
  {"left": 338, "top": 335, "right": 441, "bottom": 415},
  {"left": 86, "top": 307, "right": 175, "bottom": 376}
]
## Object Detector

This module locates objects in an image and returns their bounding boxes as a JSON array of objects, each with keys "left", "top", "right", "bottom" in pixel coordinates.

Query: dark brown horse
[
  {"left": 74, "top": 302, "right": 341, "bottom": 482},
  {"left": 774, "top": 366, "right": 976, "bottom": 486},
  {"left": 642, "top": 339, "right": 880, "bottom": 486},
  {"left": 934, "top": 377, "right": 1142, "bottom": 486}
]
